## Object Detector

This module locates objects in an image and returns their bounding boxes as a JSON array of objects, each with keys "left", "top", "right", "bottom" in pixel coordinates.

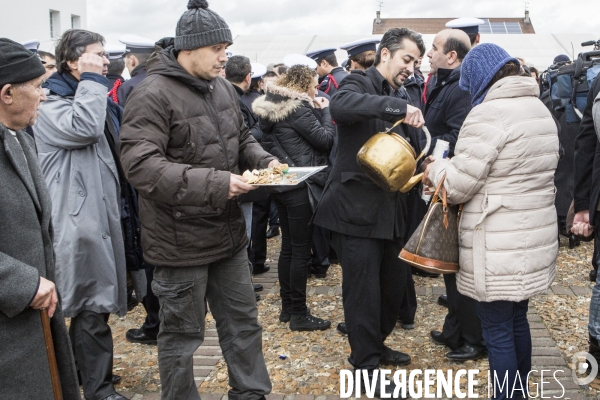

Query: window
[
  {"left": 49, "top": 10, "right": 61, "bottom": 38},
  {"left": 71, "top": 15, "right": 81, "bottom": 29}
]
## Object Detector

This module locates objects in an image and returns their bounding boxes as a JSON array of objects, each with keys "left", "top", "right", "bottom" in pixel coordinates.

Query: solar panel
[
  {"left": 506, "top": 22, "right": 523, "bottom": 34},
  {"left": 490, "top": 22, "right": 508, "bottom": 34},
  {"left": 479, "top": 19, "right": 492, "bottom": 34}
]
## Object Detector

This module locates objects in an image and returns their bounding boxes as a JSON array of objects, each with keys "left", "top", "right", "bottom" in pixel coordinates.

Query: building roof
[
  {"left": 228, "top": 33, "right": 598, "bottom": 73},
  {"left": 372, "top": 17, "right": 535, "bottom": 35}
]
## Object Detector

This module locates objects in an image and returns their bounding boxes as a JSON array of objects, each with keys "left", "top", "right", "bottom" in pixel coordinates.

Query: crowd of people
[{"left": 1, "top": 0, "right": 600, "bottom": 399}]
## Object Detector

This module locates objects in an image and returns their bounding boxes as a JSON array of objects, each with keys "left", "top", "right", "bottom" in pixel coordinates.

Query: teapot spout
[{"left": 399, "top": 173, "right": 423, "bottom": 193}]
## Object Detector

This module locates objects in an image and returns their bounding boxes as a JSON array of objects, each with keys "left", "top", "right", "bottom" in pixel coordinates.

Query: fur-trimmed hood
[{"left": 252, "top": 83, "right": 314, "bottom": 122}]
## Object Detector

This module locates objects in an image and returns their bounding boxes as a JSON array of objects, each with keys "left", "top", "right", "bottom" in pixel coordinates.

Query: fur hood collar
[{"left": 252, "top": 83, "right": 313, "bottom": 122}]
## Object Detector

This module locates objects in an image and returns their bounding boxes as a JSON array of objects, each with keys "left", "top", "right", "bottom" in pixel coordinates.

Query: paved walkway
[{"left": 121, "top": 261, "right": 595, "bottom": 400}]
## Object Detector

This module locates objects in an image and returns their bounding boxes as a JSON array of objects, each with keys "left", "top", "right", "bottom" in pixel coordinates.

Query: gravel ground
[{"left": 106, "top": 235, "right": 598, "bottom": 396}]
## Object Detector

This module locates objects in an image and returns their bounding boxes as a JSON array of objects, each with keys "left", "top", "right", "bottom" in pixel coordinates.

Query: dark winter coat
[
  {"left": 118, "top": 63, "right": 147, "bottom": 107},
  {"left": 0, "top": 124, "right": 80, "bottom": 399},
  {"left": 234, "top": 84, "right": 263, "bottom": 142},
  {"left": 423, "top": 66, "right": 472, "bottom": 157},
  {"left": 313, "top": 66, "right": 419, "bottom": 240},
  {"left": 241, "top": 89, "right": 261, "bottom": 110},
  {"left": 119, "top": 40, "right": 276, "bottom": 267},
  {"left": 319, "top": 66, "right": 348, "bottom": 97},
  {"left": 574, "top": 75, "right": 600, "bottom": 222},
  {"left": 252, "top": 83, "right": 335, "bottom": 186},
  {"left": 541, "top": 89, "right": 576, "bottom": 217}
]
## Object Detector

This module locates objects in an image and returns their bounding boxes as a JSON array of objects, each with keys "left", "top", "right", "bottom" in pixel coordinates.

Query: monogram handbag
[{"left": 399, "top": 175, "right": 462, "bottom": 274}]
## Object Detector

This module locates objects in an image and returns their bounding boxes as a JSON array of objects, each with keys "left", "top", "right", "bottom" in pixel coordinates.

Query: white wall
[{"left": 0, "top": 0, "right": 87, "bottom": 52}]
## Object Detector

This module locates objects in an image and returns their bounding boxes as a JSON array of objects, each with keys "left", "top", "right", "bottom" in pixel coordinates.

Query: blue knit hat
[{"left": 459, "top": 43, "right": 519, "bottom": 106}]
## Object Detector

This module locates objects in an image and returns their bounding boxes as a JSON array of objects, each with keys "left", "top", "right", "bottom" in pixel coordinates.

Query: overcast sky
[{"left": 88, "top": 0, "right": 599, "bottom": 45}]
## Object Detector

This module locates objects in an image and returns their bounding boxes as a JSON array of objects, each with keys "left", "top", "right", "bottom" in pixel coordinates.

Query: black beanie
[
  {"left": 0, "top": 38, "right": 46, "bottom": 90},
  {"left": 175, "top": 0, "right": 233, "bottom": 51}
]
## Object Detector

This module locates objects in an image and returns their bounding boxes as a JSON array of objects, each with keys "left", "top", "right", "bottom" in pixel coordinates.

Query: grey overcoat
[
  {"left": 34, "top": 79, "right": 127, "bottom": 317},
  {"left": 0, "top": 124, "right": 80, "bottom": 399}
]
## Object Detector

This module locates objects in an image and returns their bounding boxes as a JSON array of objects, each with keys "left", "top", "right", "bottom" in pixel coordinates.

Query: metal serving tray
[{"left": 251, "top": 166, "right": 327, "bottom": 186}]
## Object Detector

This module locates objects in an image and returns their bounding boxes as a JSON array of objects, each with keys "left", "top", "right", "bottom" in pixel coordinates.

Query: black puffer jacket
[{"left": 252, "top": 84, "right": 335, "bottom": 185}]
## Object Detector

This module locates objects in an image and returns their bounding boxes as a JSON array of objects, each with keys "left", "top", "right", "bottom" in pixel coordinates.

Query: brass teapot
[{"left": 356, "top": 119, "right": 431, "bottom": 193}]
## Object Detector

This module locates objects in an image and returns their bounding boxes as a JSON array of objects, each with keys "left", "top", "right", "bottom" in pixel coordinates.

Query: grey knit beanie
[{"left": 175, "top": 0, "right": 233, "bottom": 50}]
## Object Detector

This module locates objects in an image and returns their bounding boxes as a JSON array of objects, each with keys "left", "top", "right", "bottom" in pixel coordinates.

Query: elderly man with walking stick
[{"left": 0, "top": 37, "right": 80, "bottom": 399}]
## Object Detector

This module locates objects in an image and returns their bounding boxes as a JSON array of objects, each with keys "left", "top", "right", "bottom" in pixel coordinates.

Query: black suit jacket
[
  {"left": 573, "top": 76, "right": 600, "bottom": 222},
  {"left": 423, "top": 66, "right": 472, "bottom": 157},
  {"left": 314, "top": 67, "right": 417, "bottom": 240}
]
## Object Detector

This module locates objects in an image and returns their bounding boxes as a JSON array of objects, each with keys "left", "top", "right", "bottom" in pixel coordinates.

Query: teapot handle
[
  {"left": 416, "top": 125, "right": 432, "bottom": 162},
  {"left": 384, "top": 119, "right": 404, "bottom": 134},
  {"left": 386, "top": 119, "right": 432, "bottom": 162}
]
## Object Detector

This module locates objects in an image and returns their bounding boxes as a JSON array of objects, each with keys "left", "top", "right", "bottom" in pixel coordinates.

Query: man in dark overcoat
[
  {"left": 0, "top": 37, "right": 80, "bottom": 400},
  {"left": 313, "top": 27, "right": 425, "bottom": 396}
]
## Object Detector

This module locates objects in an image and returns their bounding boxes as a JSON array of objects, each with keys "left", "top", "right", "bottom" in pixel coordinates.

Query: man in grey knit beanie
[
  {"left": 119, "top": 1, "right": 277, "bottom": 399},
  {"left": 175, "top": 0, "right": 233, "bottom": 50}
]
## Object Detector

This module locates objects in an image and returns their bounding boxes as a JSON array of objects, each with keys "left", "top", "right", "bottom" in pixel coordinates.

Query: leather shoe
[
  {"left": 255, "top": 293, "right": 260, "bottom": 302},
  {"left": 430, "top": 330, "right": 446, "bottom": 346},
  {"left": 336, "top": 322, "right": 348, "bottom": 336},
  {"left": 438, "top": 294, "right": 448, "bottom": 308},
  {"left": 266, "top": 226, "right": 280, "bottom": 239},
  {"left": 111, "top": 374, "right": 121, "bottom": 385},
  {"left": 253, "top": 283, "right": 263, "bottom": 292},
  {"left": 126, "top": 328, "right": 157, "bottom": 345},
  {"left": 101, "top": 393, "right": 129, "bottom": 400},
  {"left": 380, "top": 345, "right": 411, "bottom": 366},
  {"left": 445, "top": 344, "right": 486, "bottom": 361},
  {"left": 402, "top": 323, "right": 415, "bottom": 330},
  {"left": 591, "top": 269, "right": 598, "bottom": 283},
  {"left": 252, "top": 264, "right": 271, "bottom": 275}
]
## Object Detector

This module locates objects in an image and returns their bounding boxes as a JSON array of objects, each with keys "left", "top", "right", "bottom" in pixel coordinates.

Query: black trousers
[
  {"left": 398, "top": 266, "right": 417, "bottom": 324},
  {"left": 274, "top": 188, "right": 314, "bottom": 314},
  {"left": 69, "top": 311, "right": 115, "bottom": 400},
  {"left": 311, "top": 225, "right": 331, "bottom": 273},
  {"left": 398, "top": 190, "right": 426, "bottom": 325},
  {"left": 248, "top": 198, "right": 270, "bottom": 266},
  {"left": 332, "top": 232, "right": 408, "bottom": 369},
  {"left": 441, "top": 272, "right": 485, "bottom": 351},
  {"left": 140, "top": 265, "right": 160, "bottom": 338},
  {"left": 269, "top": 199, "right": 280, "bottom": 229}
]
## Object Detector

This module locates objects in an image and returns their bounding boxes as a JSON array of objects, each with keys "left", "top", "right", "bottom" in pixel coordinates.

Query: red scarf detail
[
  {"left": 108, "top": 79, "right": 122, "bottom": 104},
  {"left": 422, "top": 73, "right": 433, "bottom": 104}
]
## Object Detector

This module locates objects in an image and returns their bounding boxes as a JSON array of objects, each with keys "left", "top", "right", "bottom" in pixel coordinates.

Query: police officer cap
[
  {"left": 251, "top": 62, "right": 267, "bottom": 79},
  {"left": 305, "top": 47, "right": 337, "bottom": 62},
  {"left": 445, "top": 17, "right": 485, "bottom": 34},
  {"left": 21, "top": 39, "right": 40, "bottom": 53},
  {"left": 340, "top": 38, "right": 380, "bottom": 58},
  {"left": 105, "top": 44, "right": 126, "bottom": 60},
  {"left": 283, "top": 54, "right": 317, "bottom": 69},
  {"left": 119, "top": 34, "right": 156, "bottom": 54}
]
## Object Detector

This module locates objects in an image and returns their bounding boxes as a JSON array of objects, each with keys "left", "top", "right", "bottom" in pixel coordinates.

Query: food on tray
[{"left": 242, "top": 164, "right": 298, "bottom": 185}]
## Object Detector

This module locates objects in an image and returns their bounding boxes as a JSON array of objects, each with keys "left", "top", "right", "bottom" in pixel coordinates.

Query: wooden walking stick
[{"left": 40, "top": 309, "right": 63, "bottom": 400}]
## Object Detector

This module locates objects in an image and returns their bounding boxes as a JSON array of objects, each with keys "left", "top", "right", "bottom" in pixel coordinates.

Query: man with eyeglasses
[{"left": 33, "top": 28, "right": 130, "bottom": 400}]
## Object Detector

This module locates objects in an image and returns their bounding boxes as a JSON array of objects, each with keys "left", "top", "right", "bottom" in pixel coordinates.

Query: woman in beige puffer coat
[{"left": 424, "top": 43, "right": 559, "bottom": 400}]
